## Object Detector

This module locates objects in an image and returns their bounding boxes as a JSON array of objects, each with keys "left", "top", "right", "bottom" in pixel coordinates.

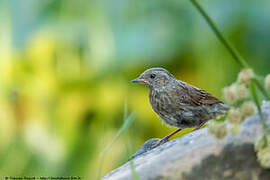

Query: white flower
[
  {"left": 238, "top": 68, "right": 254, "bottom": 84},
  {"left": 229, "top": 124, "right": 241, "bottom": 136},
  {"left": 255, "top": 135, "right": 270, "bottom": 168},
  {"left": 237, "top": 84, "right": 249, "bottom": 99},
  {"left": 207, "top": 121, "right": 227, "bottom": 139},
  {"left": 223, "top": 84, "right": 237, "bottom": 104},
  {"left": 226, "top": 108, "right": 244, "bottom": 124},
  {"left": 257, "top": 147, "right": 270, "bottom": 168},
  {"left": 241, "top": 101, "right": 256, "bottom": 118},
  {"left": 255, "top": 135, "right": 267, "bottom": 152}
]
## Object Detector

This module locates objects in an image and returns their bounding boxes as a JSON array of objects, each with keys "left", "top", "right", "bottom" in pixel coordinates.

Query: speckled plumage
[{"left": 132, "top": 68, "right": 228, "bottom": 129}]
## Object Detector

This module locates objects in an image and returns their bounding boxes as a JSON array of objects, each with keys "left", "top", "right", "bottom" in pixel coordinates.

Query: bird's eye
[{"left": 150, "top": 74, "right": 156, "bottom": 79}]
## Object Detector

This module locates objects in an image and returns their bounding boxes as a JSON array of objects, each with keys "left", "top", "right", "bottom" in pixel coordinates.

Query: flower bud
[
  {"left": 223, "top": 85, "right": 237, "bottom": 104},
  {"left": 236, "top": 84, "right": 249, "bottom": 99},
  {"left": 255, "top": 135, "right": 270, "bottom": 168},
  {"left": 229, "top": 124, "right": 241, "bottom": 136},
  {"left": 256, "top": 148, "right": 270, "bottom": 168},
  {"left": 238, "top": 68, "right": 254, "bottom": 84},
  {"left": 226, "top": 108, "right": 244, "bottom": 124},
  {"left": 240, "top": 101, "right": 256, "bottom": 118},
  {"left": 207, "top": 121, "right": 227, "bottom": 139},
  {"left": 255, "top": 135, "right": 268, "bottom": 152}
]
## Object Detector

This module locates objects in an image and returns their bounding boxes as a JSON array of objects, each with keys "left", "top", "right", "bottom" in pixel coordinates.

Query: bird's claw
[
  {"left": 152, "top": 137, "right": 169, "bottom": 148},
  {"left": 130, "top": 138, "right": 170, "bottom": 160}
]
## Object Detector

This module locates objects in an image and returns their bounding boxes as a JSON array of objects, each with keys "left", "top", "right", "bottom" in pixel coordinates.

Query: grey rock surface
[{"left": 103, "top": 101, "right": 270, "bottom": 180}]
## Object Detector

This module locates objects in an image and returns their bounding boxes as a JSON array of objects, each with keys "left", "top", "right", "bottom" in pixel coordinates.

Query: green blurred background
[{"left": 0, "top": 0, "right": 270, "bottom": 179}]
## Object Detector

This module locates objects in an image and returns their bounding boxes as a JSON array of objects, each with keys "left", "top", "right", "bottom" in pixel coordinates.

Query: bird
[{"left": 131, "top": 67, "right": 228, "bottom": 148}]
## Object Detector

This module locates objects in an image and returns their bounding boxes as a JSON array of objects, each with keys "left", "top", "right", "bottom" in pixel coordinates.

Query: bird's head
[{"left": 131, "top": 68, "right": 175, "bottom": 89}]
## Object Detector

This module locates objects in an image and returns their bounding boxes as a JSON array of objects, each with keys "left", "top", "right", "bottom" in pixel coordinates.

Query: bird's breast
[
  {"left": 149, "top": 89, "right": 178, "bottom": 126},
  {"left": 149, "top": 89, "right": 169, "bottom": 112}
]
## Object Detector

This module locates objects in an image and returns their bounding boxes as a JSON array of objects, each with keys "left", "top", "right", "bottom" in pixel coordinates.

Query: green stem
[
  {"left": 189, "top": 0, "right": 249, "bottom": 68},
  {"left": 189, "top": 0, "right": 269, "bottom": 133},
  {"left": 254, "top": 78, "right": 270, "bottom": 100},
  {"left": 190, "top": 0, "right": 270, "bottom": 100},
  {"left": 250, "top": 80, "right": 269, "bottom": 133}
]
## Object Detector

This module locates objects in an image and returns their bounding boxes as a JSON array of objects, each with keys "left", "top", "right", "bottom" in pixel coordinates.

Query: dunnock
[{"left": 132, "top": 68, "right": 228, "bottom": 147}]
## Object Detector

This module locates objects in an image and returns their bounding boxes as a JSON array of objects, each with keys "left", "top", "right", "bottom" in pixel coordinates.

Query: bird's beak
[{"left": 131, "top": 77, "right": 146, "bottom": 84}]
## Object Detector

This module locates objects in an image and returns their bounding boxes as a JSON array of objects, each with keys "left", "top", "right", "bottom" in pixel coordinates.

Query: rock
[{"left": 103, "top": 101, "right": 270, "bottom": 180}]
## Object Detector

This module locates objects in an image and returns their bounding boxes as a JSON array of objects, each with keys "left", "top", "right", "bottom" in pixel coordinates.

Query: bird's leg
[
  {"left": 193, "top": 122, "right": 206, "bottom": 131},
  {"left": 162, "top": 128, "right": 183, "bottom": 141},
  {"left": 152, "top": 123, "right": 205, "bottom": 149},
  {"left": 153, "top": 128, "right": 182, "bottom": 148}
]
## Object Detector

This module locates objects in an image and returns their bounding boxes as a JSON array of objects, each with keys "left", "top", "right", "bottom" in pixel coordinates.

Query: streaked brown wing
[{"left": 177, "top": 81, "right": 222, "bottom": 107}]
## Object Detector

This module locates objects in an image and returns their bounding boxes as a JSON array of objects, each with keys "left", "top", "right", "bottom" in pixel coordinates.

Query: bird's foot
[
  {"left": 152, "top": 137, "right": 169, "bottom": 149},
  {"left": 130, "top": 138, "right": 163, "bottom": 159}
]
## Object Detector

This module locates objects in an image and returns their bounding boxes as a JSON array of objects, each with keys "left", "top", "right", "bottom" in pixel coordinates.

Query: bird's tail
[
  {"left": 217, "top": 103, "right": 230, "bottom": 114},
  {"left": 211, "top": 103, "right": 229, "bottom": 116}
]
